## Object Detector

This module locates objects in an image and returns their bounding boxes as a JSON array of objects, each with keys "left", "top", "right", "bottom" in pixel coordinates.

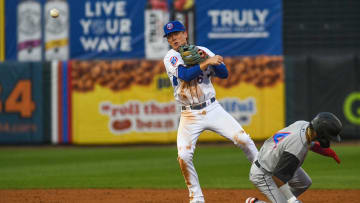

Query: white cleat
[{"left": 245, "top": 197, "right": 258, "bottom": 203}]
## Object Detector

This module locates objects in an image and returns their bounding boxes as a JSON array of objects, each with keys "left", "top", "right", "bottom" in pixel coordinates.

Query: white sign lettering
[
  {"left": 208, "top": 9, "right": 268, "bottom": 26},
  {"left": 207, "top": 9, "right": 270, "bottom": 39},
  {"left": 100, "top": 101, "right": 179, "bottom": 135},
  {"left": 80, "top": 36, "right": 131, "bottom": 52},
  {"left": 85, "top": 1, "right": 126, "bottom": 17},
  {"left": 80, "top": 1, "right": 132, "bottom": 53}
]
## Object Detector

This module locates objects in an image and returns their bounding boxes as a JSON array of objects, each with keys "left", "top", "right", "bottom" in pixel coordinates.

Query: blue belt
[{"left": 181, "top": 97, "right": 216, "bottom": 110}]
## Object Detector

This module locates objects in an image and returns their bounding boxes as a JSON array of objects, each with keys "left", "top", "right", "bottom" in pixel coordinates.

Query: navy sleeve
[
  {"left": 178, "top": 65, "right": 203, "bottom": 82},
  {"left": 273, "top": 151, "right": 300, "bottom": 183},
  {"left": 213, "top": 64, "right": 228, "bottom": 78}
]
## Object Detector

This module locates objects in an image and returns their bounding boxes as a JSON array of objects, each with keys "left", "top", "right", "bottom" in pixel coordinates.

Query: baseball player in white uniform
[
  {"left": 246, "top": 112, "right": 342, "bottom": 203},
  {"left": 163, "top": 20, "right": 259, "bottom": 203}
]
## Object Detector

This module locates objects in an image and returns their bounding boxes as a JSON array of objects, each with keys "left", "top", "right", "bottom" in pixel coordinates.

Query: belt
[
  {"left": 254, "top": 160, "right": 270, "bottom": 173},
  {"left": 181, "top": 97, "right": 216, "bottom": 110},
  {"left": 255, "top": 160, "right": 261, "bottom": 168}
]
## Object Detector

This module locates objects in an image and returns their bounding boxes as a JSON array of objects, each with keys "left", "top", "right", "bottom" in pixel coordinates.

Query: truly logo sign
[{"left": 207, "top": 9, "right": 270, "bottom": 39}]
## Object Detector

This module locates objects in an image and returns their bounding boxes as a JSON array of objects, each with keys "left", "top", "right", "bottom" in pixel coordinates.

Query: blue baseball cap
[{"left": 163, "top": 21, "right": 186, "bottom": 37}]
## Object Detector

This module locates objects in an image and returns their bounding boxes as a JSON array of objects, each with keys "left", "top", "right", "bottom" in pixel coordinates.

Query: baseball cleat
[{"left": 245, "top": 197, "right": 258, "bottom": 203}]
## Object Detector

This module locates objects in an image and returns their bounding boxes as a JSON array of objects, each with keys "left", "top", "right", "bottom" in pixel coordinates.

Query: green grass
[
  {"left": 302, "top": 145, "right": 360, "bottom": 189},
  {"left": 0, "top": 144, "right": 358, "bottom": 189}
]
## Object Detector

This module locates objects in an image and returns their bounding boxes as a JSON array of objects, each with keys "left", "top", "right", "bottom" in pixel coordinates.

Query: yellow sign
[
  {"left": 45, "top": 39, "right": 68, "bottom": 50},
  {"left": 71, "top": 56, "right": 284, "bottom": 144}
]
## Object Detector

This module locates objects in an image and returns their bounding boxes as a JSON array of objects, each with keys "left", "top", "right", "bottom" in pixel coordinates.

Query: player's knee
[
  {"left": 233, "top": 132, "right": 252, "bottom": 147},
  {"left": 290, "top": 177, "right": 312, "bottom": 197},
  {"left": 303, "top": 177, "right": 312, "bottom": 189},
  {"left": 298, "top": 175, "right": 312, "bottom": 190},
  {"left": 177, "top": 149, "right": 193, "bottom": 163}
]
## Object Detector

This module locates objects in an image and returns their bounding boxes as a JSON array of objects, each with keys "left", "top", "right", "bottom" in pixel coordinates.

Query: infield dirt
[{"left": 0, "top": 189, "right": 359, "bottom": 203}]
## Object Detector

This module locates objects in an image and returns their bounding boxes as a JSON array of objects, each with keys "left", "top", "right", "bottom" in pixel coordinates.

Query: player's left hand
[
  {"left": 205, "top": 55, "right": 223, "bottom": 66},
  {"left": 310, "top": 141, "right": 341, "bottom": 164}
]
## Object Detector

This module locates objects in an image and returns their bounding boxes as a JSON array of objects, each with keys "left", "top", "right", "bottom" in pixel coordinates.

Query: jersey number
[
  {"left": 273, "top": 132, "right": 290, "bottom": 148},
  {"left": 0, "top": 80, "right": 35, "bottom": 118}
]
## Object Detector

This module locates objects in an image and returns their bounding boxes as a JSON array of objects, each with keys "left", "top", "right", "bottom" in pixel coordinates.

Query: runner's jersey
[
  {"left": 257, "top": 121, "right": 311, "bottom": 172},
  {"left": 163, "top": 46, "right": 217, "bottom": 106}
]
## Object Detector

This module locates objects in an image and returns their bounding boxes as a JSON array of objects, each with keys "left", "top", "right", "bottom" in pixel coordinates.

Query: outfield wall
[
  {"left": 0, "top": 62, "right": 51, "bottom": 144},
  {"left": 1, "top": 0, "right": 286, "bottom": 144},
  {"left": 1, "top": 54, "right": 360, "bottom": 144},
  {"left": 1, "top": 0, "right": 359, "bottom": 144},
  {"left": 0, "top": 57, "right": 285, "bottom": 144},
  {"left": 0, "top": 0, "right": 4, "bottom": 61},
  {"left": 285, "top": 54, "right": 360, "bottom": 140}
]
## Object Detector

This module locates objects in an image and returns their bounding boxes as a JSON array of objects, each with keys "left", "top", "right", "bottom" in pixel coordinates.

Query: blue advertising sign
[
  {"left": 4, "top": 0, "right": 282, "bottom": 60},
  {"left": 5, "top": 0, "right": 148, "bottom": 60},
  {"left": 69, "top": 0, "right": 147, "bottom": 59},
  {"left": 196, "top": 0, "right": 282, "bottom": 56},
  {"left": 0, "top": 62, "right": 43, "bottom": 144}
]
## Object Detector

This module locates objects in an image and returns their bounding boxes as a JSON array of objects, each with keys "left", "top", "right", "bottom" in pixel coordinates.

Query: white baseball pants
[{"left": 177, "top": 101, "right": 258, "bottom": 203}]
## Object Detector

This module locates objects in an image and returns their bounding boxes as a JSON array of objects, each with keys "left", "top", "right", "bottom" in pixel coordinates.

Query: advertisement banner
[
  {"left": 71, "top": 56, "right": 284, "bottom": 144},
  {"left": 69, "top": 0, "right": 147, "bottom": 59},
  {"left": 145, "top": 0, "right": 170, "bottom": 59},
  {"left": 0, "top": 0, "right": 4, "bottom": 61},
  {"left": 71, "top": 59, "right": 176, "bottom": 144},
  {"left": 212, "top": 56, "right": 284, "bottom": 140},
  {"left": 44, "top": 0, "right": 70, "bottom": 60},
  {"left": 5, "top": 0, "right": 46, "bottom": 61},
  {"left": 5, "top": 0, "right": 150, "bottom": 60},
  {"left": 196, "top": 0, "right": 282, "bottom": 56},
  {"left": 16, "top": 0, "right": 43, "bottom": 61},
  {"left": 0, "top": 62, "right": 44, "bottom": 144},
  {"left": 5, "top": 0, "right": 282, "bottom": 60}
]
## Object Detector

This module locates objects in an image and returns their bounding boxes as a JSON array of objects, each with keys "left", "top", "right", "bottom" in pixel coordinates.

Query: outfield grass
[{"left": 0, "top": 144, "right": 358, "bottom": 189}]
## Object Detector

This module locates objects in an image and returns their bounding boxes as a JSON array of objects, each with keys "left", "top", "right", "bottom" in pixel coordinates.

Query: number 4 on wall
[{"left": 0, "top": 80, "right": 35, "bottom": 118}]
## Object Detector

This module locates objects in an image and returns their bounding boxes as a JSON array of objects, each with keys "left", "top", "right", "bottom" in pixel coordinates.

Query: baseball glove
[{"left": 178, "top": 44, "right": 208, "bottom": 66}]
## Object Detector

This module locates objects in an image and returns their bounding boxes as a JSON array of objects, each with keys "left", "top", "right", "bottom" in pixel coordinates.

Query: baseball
[{"left": 50, "top": 8, "right": 59, "bottom": 18}]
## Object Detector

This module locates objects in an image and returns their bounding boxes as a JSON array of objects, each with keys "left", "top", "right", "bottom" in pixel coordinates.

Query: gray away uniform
[{"left": 249, "top": 121, "right": 313, "bottom": 203}]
